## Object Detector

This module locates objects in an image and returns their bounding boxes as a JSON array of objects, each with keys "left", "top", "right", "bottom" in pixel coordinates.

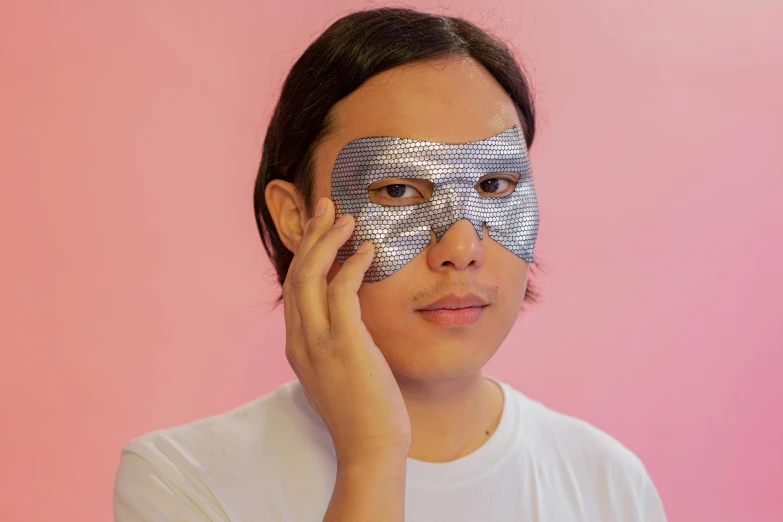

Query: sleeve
[
  {"left": 113, "top": 451, "right": 229, "bottom": 522},
  {"left": 635, "top": 467, "right": 668, "bottom": 522}
]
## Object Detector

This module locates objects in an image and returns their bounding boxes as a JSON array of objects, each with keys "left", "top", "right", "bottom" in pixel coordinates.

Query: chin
[{"left": 377, "top": 336, "right": 500, "bottom": 381}]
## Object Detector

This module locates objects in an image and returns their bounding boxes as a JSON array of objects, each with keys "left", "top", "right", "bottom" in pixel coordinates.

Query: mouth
[{"left": 415, "top": 293, "right": 489, "bottom": 327}]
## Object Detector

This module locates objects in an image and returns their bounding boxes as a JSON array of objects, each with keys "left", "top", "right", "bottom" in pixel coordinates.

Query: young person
[{"left": 114, "top": 8, "right": 667, "bottom": 522}]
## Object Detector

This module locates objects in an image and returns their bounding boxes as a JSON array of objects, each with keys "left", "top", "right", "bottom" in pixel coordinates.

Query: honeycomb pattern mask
[{"left": 331, "top": 125, "right": 539, "bottom": 282}]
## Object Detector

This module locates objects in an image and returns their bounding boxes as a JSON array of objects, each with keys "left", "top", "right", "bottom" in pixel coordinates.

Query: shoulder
[
  {"left": 120, "top": 380, "right": 310, "bottom": 470},
  {"left": 509, "top": 386, "right": 647, "bottom": 480},
  {"left": 502, "top": 384, "right": 667, "bottom": 520},
  {"left": 114, "top": 380, "right": 326, "bottom": 521}
]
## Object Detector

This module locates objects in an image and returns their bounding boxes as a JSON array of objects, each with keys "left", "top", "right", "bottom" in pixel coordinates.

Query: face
[{"left": 312, "top": 56, "right": 533, "bottom": 381}]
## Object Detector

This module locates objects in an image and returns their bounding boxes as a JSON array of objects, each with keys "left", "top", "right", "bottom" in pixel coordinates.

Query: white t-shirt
[{"left": 114, "top": 377, "right": 667, "bottom": 521}]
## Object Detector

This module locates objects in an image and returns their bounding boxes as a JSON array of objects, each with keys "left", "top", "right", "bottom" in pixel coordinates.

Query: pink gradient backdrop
[{"left": 1, "top": 1, "right": 781, "bottom": 520}]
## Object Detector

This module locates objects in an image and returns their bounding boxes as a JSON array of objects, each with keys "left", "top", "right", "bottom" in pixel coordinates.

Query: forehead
[{"left": 313, "top": 56, "right": 521, "bottom": 195}]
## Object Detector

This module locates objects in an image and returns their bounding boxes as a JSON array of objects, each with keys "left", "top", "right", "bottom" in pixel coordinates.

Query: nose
[{"left": 427, "top": 219, "right": 486, "bottom": 273}]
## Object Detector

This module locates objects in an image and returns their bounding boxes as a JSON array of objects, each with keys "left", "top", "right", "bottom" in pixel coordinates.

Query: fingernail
[
  {"left": 314, "top": 198, "right": 327, "bottom": 217},
  {"left": 356, "top": 241, "right": 373, "bottom": 254},
  {"left": 334, "top": 214, "right": 351, "bottom": 227}
]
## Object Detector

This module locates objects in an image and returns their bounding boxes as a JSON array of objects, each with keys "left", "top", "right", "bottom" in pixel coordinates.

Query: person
[{"left": 113, "top": 7, "right": 668, "bottom": 522}]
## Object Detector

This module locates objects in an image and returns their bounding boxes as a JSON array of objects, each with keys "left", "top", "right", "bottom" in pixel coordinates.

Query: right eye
[
  {"left": 368, "top": 178, "right": 434, "bottom": 206},
  {"left": 380, "top": 184, "right": 420, "bottom": 199}
]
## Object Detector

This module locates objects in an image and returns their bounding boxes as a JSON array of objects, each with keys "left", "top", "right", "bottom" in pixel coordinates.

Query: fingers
[
  {"left": 327, "top": 240, "right": 375, "bottom": 333},
  {"left": 282, "top": 198, "right": 332, "bottom": 342},
  {"left": 284, "top": 195, "right": 376, "bottom": 361},
  {"left": 294, "top": 197, "right": 337, "bottom": 264},
  {"left": 289, "top": 198, "right": 355, "bottom": 337},
  {"left": 297, "top": 216, "right": 357, "bottom": 335}
]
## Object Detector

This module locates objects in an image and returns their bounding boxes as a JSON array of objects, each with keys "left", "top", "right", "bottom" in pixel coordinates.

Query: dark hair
[{"left": 254, "top": 7, "right": 540, "bottom": 304}]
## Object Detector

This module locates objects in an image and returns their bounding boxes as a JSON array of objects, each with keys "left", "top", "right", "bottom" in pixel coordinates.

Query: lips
[
  {"left": 417, "top": 293, "right": 489, "bottom": 311},
  {"left": 416, "top": 293, "right": 489, "bottom": 327}
]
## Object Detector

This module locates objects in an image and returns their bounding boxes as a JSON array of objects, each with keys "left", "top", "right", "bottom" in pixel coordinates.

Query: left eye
[{"left": 478, "top": 177, "right": 513, "bottom": 194}]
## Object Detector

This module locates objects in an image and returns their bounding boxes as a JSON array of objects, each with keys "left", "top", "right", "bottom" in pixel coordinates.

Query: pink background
[{"left": 2, "top": 1, "right": 782, "bottom": 520}]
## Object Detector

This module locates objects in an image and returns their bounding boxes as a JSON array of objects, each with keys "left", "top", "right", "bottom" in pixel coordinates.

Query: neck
[{"left": 395, "top": 371, "right": 504, "bottom": 463}]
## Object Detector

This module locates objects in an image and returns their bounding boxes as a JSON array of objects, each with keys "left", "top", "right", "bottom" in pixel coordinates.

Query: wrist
[
  {"left": 327, "top": 449, "right": 407, "bottom": 522},
  {"left": 337, "top": 448, "right": 408, "bottom": 476}
]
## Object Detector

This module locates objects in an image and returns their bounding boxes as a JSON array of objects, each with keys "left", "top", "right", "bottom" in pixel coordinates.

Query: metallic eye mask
[{"left": 331, "top": 125, "right": 539, "bottom": 282}]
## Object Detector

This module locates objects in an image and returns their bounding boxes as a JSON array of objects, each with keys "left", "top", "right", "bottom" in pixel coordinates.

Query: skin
[{"left": 265, "top": 55, "right": 531, "bottom": 520}]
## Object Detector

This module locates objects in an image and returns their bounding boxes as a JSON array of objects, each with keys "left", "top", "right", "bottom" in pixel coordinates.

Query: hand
[{"left": 283, "top": 197, "right": 411, "bottom": 465}]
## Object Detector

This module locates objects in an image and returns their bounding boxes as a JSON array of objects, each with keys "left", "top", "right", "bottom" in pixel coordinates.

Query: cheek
[
  {"left": 512, "top": 261, "right": 530, "bottom": 300},
  {"left": 492, "top": 245, "right": 529, "bottom": 290},
  {"left": 355, "top": 270, "right": 427, "bottom": 366},
  {"left": 356, "top": 278, "right": 405, "bottom": 332},
  {"left": 506, "top": 263, "right": 529, "bottom": 314},
  {"left": 483, "top": 248, "right": 529, "bottom": 326}
]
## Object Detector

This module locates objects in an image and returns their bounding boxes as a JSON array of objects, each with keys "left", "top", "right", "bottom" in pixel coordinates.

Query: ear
[{"left": 264, "top": 179, "right": 308, "bottom": 255}]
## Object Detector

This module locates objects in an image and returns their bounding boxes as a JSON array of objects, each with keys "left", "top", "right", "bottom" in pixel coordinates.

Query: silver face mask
[{"left": 331, "top": 126, "right": 539, "bottom": 282}]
